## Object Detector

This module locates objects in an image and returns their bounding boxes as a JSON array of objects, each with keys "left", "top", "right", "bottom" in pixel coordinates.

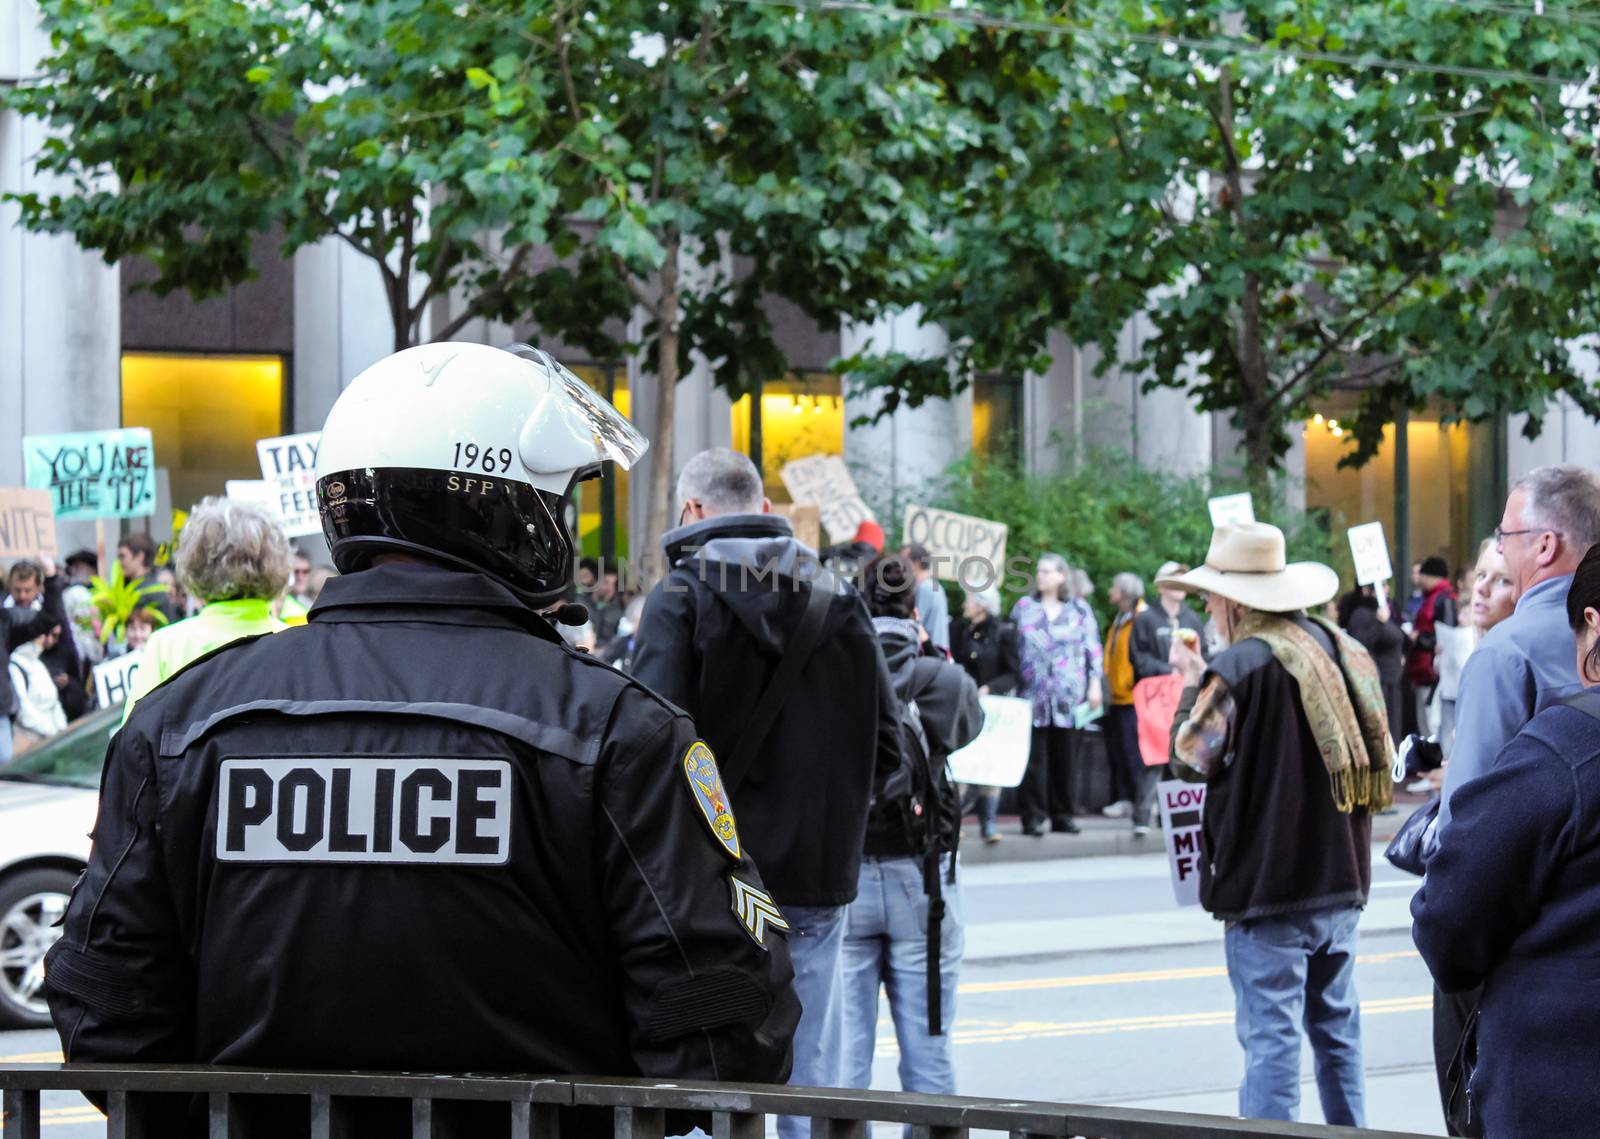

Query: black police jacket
[
  {"left": 632, "top": 514, "right": 903, "bottom": 909},
  {"left": 45, "top": 563, "right": 798, "bottom": 1127}
]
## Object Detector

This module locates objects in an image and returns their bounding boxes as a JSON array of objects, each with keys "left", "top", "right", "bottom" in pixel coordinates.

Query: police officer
[{"left": 45, "top": 343, "right": 799, "bottom": 1133}]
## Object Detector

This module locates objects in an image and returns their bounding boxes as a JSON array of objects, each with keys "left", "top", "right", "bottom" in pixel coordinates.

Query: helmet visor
[{"left": 507, "top": 343, "right": 649, "bottom": 472}]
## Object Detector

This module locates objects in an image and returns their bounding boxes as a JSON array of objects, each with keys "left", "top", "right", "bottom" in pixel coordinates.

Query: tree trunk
[{"left": 641, "top": 233, "right": 682, "bottom": 585}]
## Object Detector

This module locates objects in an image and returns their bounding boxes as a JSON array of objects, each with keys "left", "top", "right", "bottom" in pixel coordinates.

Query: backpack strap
[
  {"left": 1558, "top": 690, "right": 1600, "bottom": 722},
  {"left": 719, "top": 579, "right": 836, "bottom": 793}
]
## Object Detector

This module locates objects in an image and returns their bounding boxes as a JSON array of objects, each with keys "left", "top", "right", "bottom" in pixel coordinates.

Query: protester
[
  {"left": 586, "top": 564, "right": 624, "bottom": 647},
  {"left": 902, "top": 543, "right": 951, "bottom": 652},
  {"left": 1012, "top": 554, "right": 1102, "bottom": 836},
  {"left": 61, "top": 585, "right": 103, "bottom": 671},
  {"left": 290, "top": 547, "right": 315, "bottom": 609},
  {"left": 951, "top": 586, "right": 1020, "bottom": 843},
  {"left": 2, "top": 556, "right": 66, "bottom": 765},
  {"left": 304, "top": 565, "right": 335, "bottom": 605},
  {"left": 843, "top": 554, "right": 982, "bottom": 1097},
  {"left": 1133, "top": 562, "right": 1207, "bottom": 672},
  {"left": 121, "top": 607, "right": 161, "bottom": 653},
  {"left": 1412, "top": 543, "right": 1600, "bottom": 1139},
  {"left": 602, "top": 595, "right": 647, "bottom": 672},
  {"left": 1163, "top": 523, "right": 1391, "bottom": 1127},
  {"left": 116, "top": 532, "right": 175, "bottom": 619},
  {"left": 7, "top": 629, "right": 68, "bottom": 747},
  {"left": 1405, "top": 556, "right": 1458, "bottom": 734},
  {"left": 822, "top": 520, "right": 886, "bottom": 584},
  {"left": 1403, "top": 562, "right": 1425, "bottom": 622},
  {"left": 1418, "top": 467, "right": 1600, "bottom": 1135},
  {"left": 120, "top": 498, "right": 292, "bottom": 721},
  {"left": 1101, "top": 572, "right": 1152, "bottom": 833},
  {"left": 46, "top": 342, "right": 797, "bottom": 1136},
  {"left": 631, "top": 447, "right": 898, "bottom": 1139},
  {"left": 8, "top": 559, "right": 87, "bottom": 719},
  {"left": 1337, "top": 584, "right": 1404, "bottom": 746},
  {"left": 63, "top": 549, "right": 97, "bottom": 587}
]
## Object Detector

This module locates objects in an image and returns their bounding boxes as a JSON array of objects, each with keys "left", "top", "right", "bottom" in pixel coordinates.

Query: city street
[{"left": 1, "top": 843, "right": 1442, "bottom": 1136}]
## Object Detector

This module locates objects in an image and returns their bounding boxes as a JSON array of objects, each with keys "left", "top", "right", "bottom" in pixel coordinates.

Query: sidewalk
[{"left": 960, "top": 792, "right": 1428, "bottom": 865}]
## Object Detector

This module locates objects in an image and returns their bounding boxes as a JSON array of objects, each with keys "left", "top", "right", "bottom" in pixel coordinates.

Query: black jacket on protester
[
  {"left": 867, "top": 617, "right": 984, "bottom": 859},
  {"left": 2, "top": 574, "right": 66, "bottom": 720},
  {"left": 46, "top": 563, "right": 798, "bottom": 1136},
  {"left": 1131, "top": 602, "right": 1206, "bottom": 683},
  {"left": 632, "top": 513, "right": 902, "bottom": 909},
  {"left": 950, "top": 616, "right": 1020, "bottom": 695}
]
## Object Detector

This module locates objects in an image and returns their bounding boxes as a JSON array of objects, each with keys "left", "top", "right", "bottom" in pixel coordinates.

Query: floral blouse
[{"left": 1010, "top": 595, "right": 1105, "bottom": 728}]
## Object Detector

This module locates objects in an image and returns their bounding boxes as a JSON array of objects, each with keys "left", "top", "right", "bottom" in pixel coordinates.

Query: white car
[{"left": 0, "top": 707, "right": 116, "bottom": 1028}]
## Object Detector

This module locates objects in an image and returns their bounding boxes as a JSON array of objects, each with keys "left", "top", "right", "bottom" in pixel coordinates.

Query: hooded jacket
[
  {"left": 632, "top": 513, "right": 902, "bottom": 908},
  {"left": 3, "top": 573, "right": 66, "bottom": 720},
  {"left": 866, "top": 617, "right": 984, "bottom": 858}
]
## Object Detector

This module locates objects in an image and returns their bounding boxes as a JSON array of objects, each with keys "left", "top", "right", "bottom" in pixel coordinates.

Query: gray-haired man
[{"left": 632, "top": 448, "right": 901, "bottom": 1133}]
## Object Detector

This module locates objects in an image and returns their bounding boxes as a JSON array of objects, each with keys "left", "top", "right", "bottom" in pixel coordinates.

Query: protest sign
[
  {"left": 23, "top": 428, "right": 156, "bottom": 519},
  {"left": 1156, "top": 780, "right": 1207, "bottom": 906},
  {"left": 780, "top": 454, "right": 877, "bottom": 545},
  {"left": 772, "top": 503, "right": 822, "bottom": 553},
  {"left": 256, "top": 432, "right": 322, "bottom": 536},
  {"left": 901, "top": 504, "right": 1008, "bottom": 587},
  {"left": 1134, "top": 673, "right": 1186, "bottom": 767},
  {"left": 1207, "top": 492, "right": 1255, "bottom": 529},
  {"left": 1347, "top": 522, "right": 1394, "bottom": 588},
  {"left": 946, "top": 694, "right": 1033, "bottom": 789},
  {"left": 0, "top": 488, "right": 58, "bottom": 561},
  {"left": 93, "top": 652, "right": 144, "bottom": 710}
]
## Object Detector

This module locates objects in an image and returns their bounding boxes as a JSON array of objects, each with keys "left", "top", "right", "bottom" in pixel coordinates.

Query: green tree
[
  {"left": 854, "top": 1, "right": 1600, "bottom": 477},
  {"left": 5, "top": 0, "right": 956, "bottom": 568}
]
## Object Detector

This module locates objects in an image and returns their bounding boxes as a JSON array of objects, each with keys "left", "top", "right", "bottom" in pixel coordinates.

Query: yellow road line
[
  {"left": 0, "top": 1050, "right": 63, "bottom": 1062},
  {"left": 959, "top": 950, "right": 1421, "bottom": 995}
]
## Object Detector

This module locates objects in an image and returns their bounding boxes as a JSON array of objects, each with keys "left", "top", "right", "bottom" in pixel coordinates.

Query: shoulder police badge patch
[
  {"left": 682, "top": 741, "right": 741, "bottom": 860},
  {"left": 730, "top": 875, "right": 789, "bottom": 949}
]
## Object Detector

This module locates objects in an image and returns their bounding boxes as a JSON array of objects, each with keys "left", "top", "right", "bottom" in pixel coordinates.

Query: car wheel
[{"left": 0, "top": 868, "right": 77, "bottom": 1029}]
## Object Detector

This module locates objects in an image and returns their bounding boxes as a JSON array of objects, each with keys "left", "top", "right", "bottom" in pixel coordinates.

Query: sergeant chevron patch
[{"left": 729, "top": 876, "right": 789, "bottom": 949}]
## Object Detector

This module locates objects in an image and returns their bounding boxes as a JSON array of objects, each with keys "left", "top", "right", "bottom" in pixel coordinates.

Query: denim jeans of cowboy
[{"left": 1224, "top": 904, "right": 1366, "bottom": 1127}]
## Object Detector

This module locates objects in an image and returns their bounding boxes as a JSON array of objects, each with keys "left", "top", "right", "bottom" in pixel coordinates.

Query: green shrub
[{"left": 915, "top": 447, "right": 1335, "bottom": 627}]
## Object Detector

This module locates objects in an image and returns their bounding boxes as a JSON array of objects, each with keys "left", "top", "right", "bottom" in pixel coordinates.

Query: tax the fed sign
[
  {"left": 1156, "top": 780, "right": 1207, "bottom": 907},
  {"left": 24, "top": 428, "right": 156, "bottom": 519},
  {"left": 256, "top": 433, "right": 322, "bottom": 537}
]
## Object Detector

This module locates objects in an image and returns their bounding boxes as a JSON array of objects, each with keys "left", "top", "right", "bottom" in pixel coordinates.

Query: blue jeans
[
  {"left": 1224, "top": 905, "right": 1366, "bottom": 1126},
  {"left": 776, "top": 904, "right": 848, "bottom": 1139},
  {"left": 840, "top": 856, "right": 964, "bottom": 1095}
]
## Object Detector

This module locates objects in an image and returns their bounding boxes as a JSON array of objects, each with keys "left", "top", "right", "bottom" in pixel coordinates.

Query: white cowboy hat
[{"left": 1155, "top": 523, "right": 1338, "bottom": 613}]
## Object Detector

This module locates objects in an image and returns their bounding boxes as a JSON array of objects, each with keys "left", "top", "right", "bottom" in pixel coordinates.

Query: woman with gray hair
[
  {"left": 119, "top": 497, "right": 293, "bottom": 721},
  {"left": 951, "top": 586, "right": 1021, "bottom": 843}
]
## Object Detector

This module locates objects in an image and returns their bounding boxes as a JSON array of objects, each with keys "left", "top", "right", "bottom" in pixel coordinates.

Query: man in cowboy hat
[{"left": 1160, "top": 522, "right": 1394, "bottom": 1129}]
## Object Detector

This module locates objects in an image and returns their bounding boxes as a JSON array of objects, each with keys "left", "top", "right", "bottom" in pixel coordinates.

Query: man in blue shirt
[{"left": 1440, "top": 464, "right": 1600, "bottom": 828}]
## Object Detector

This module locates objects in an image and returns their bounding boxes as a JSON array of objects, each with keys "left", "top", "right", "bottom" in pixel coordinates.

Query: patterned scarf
[{"left": 1233, "top": 611, "right": 1396, "bottom": 814}]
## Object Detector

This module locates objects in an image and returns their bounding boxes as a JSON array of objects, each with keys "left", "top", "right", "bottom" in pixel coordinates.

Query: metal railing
[{"left": 0, "top": 1065, "right": 1433, "bottom": 1139}]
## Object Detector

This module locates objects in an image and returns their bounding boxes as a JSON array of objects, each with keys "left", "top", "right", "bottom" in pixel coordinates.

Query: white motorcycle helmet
[{"left": 316, "top": 342, "right": 647, "bottom": 607}]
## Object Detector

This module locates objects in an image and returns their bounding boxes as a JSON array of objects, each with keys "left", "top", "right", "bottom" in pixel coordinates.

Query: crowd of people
[
  {"left": 0, "top": 502, "right": 332, "bottom": 760},
  {"left": 6, "top": 341, "right": 1598, "bottom": 1139}
]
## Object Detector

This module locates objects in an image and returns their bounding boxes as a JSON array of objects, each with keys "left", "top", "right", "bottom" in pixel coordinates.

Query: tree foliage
[{"left": 855, "top": 0, "right": 1600, "bottom": 475}]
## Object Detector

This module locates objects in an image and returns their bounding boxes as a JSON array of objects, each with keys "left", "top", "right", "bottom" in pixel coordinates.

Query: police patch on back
[
  {"left": 682, "top": 741, "right": 741, "bottom": 860},
  {"left": 217, "top": 757, "right": 512, "bottom": 865}
]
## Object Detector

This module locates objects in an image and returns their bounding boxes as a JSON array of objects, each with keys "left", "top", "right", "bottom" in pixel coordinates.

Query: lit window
[
  {"left": 730, "top": 373, "right": 844, "bottom": 503},
  {"left": 120, "top": 353, "right": 285, "bottom": 515}
]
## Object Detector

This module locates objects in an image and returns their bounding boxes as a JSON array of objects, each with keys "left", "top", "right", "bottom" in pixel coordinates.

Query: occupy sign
[
  {"left": 1347, "top": 521, "right": 1394, "bottom": 589},
  {"left": 257, "top": 432, "right": 322, "bottom": 537},
  {"left": 24, "top": 428, "right": 156, "bottom": 519},
  {"left": 1156, "top": 780, "right": 1206, "bottom": 907},
  {"left": 0, "top": 488, "right": 58, "bottom": 561},
  {"left": 901, "top": 504, "right": 1008, "bottom": 587}
]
